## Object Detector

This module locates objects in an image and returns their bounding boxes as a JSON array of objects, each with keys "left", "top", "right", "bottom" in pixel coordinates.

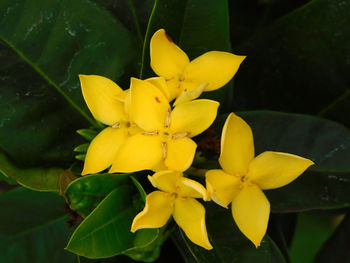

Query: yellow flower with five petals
[
  {"left": 110, "top": 78, "right": 219, "bottom": 173},
  {"left": 205, "top": 113, "right": 314, "bottom": 247},
  {"left": 79, "top": 75, "right": 139, "bottom": 175},
  {"left": 150, "top": 29, "right": 246, "bottom": 105},
  {"left": 131, "top": 170, "right": 212, "bottom": 250}
]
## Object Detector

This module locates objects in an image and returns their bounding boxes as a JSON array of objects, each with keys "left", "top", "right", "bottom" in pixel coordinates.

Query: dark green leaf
[
  {"left": 289, "top": 212, "right": 337, "bottom": 263},
  {"left": 66, "top": 185, "right": 158, "bottom": 259},
  {"left": 179, "top": 202, "right": 287, "bottom": 263},
  {"left": 0, "top": 148, "right": 63, "bottom": 191},
  {"left": 74, "top": 143, "right": 89, "bottom": 153},
  {"left": 314, "top": 214, "right": 350, "bottom": 263},
  {"left": 233, "top": 0, "right": 350, "bottom": 116},
  {"left": 77, "top": 129, "right": 100, "bottom": 142},
  {"left": 0, "top": 187, "right": 75, "bottom": 263},
  {"left": 94, "top": 0, "right": 154, "bottom": 46},
  {"left": 65, "top": 173, "right": 129, "bottom": 217},
  {"left": 0, "top": 0, "right": 139, "bottom": 167}
]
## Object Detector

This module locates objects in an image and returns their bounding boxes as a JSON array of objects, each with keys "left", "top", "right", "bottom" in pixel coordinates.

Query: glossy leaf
[
  {"left": 178, "top": 202, "right": 287, "bottom": 263},
  {"left": 65, "top": 173, "right": 129, "bottom": 217},
  {"left": 0, "top": 187, "right": 75, "bottom": 263},
  {"left": 314, "top": 214, "right": 350, "bottom": 263},
  {"left": 0, "top": 0, "right": 138, "bottom": 167},
  {"left": 0, "top": 148, "right": 63, "bottom": 192},
  {"left": 66, "top": 185, "right": 158, "bottom": 259},
  {"left": 233, "top": 0, "right": 350, "bottom": 116}
]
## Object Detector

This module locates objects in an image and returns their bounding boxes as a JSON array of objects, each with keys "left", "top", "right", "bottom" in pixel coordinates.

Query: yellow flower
[
  {"left": 150, "top": 29, "right": 246, "bottom": 105},
  {"left": 79, "top": 75, "right": 139, "bottom": 175},
  {"left": 109, "top": 78, "right": 219, "bottom": 173},
  {"left": 131, "top": 171, "right": 213, "bottom": 250},
  {"left": 205, "top": 113, "right": 314, "bottom": 247}
]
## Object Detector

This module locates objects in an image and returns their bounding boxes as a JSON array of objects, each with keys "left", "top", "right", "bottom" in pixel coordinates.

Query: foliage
[{"left": 1, "top": 0, "right": 350, "bottom": 262}]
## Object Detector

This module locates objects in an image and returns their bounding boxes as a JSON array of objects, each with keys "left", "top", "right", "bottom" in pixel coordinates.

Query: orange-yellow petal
[
  {"left": 183, "top": 51, "right": 246, "bottom": 91},
  {"left": 173, "top": 198, "right": 212, "bottom": 250},
  {"left": 205, "top": 169, "right": 241, "bottom": 208},
  {"left": 176, "top": 177, "right": 209, "bottom": 201},
  {"left": 131, "top": 191, "right": 173, "bottom": 232},
  {"left": 170, "top": 99, "right": 219, "bottom": 137},
  {"left": 110, "top": 133, "right": 162, "bottom": 173},
  {"left": 129, "top": 78, "right": 170, "bottom": 131},
  {"left": 148, "top": 171, "right": 183, "bottom": 193},
  {"left": 248, "top": 151, "right": 314, "bottom": 190},
  {"left": 82, "top": 127, "right": 127, "bottom": 175},
  {"left": 150, "top": 29, "right": 190, "bottom": 79},
  {"left": 165, "top": 137, "right": 197, "bottom": 171},
  {"left": 79, "top": 75, "right": 125, "bottom": 126},
  {"left": 219, "top": 113, "right": 255, "bottom": 175},
  {"left": 231, "top": 184, "right": 270, "bottom": 248}
]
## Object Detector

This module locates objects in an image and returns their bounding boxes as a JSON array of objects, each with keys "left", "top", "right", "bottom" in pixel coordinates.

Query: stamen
[
  {"left": 162, "top": 142, "right": 167, "bottom": 160},
  {"left": 142, "top": 131, "right": 159, "bottom": 136},
  {"left": 165, "top": 108, "right": 171, "bottom": 128},
  {"left": 172, "top": 132, "right": 189, "bottom": 139},
  {"left": 111, "top": 123, "right": 120, "bottom": 129}
]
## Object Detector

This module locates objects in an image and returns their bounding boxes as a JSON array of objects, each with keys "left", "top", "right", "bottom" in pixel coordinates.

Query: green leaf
[
  {"left": 178, "top": 202, "right": 287, "bottom": 263},
  {"left": 289, "top": 212, "right": 337, "bottom": 263},
  {"left": 66, "top": 185, "right": 158, "bottom": 259},
  {"left": 65, "top": 173, "right": 129, "bottom": 217},
  {"left": 314, "top": 214, "right": 350, "bottom": 263},
  {"left": 77, "top": 129, "right": 100, "bottom": 142},
  {"left": 0, "top": 0, "right": 139, "bottom": 167},
  {"left": 0, "top": 187, "right": 75, "bottom": 263},
  {"left": 0, "top": 148, "right": 63, "bottom": 191},
  {"left": 94, "top": 0, "right": 154, "bottom": 46},
  {"left": 233, "top": 0, "right": 350, "bottom": 116},
  {"left": 0, "top": 172, "right": 17, "bottom": 185}
]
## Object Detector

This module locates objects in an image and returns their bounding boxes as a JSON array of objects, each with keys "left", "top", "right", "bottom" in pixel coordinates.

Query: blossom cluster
[{"left": 79, "top": 29, "right": 314, "bottom": 249}]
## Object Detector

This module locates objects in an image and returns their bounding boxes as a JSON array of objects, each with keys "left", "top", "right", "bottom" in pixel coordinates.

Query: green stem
[
  {"left": 139, "top": 0, "right": 159, "bottom": 79},
  {"left": 317, "top": 89, "right": 350, "bottom": 117},
  {"left": 127, "top": 0, "right": 143, "bottom": 45}
]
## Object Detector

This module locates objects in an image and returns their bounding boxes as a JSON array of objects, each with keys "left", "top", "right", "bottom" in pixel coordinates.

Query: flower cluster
[{"left": 79, "top": 29, "right": 314, "bottom": 249}]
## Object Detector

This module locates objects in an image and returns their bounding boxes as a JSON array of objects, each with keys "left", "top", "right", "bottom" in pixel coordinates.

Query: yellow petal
[
  {"left": 176, "top": 177, "right": 209, "bottom": 201},
  {"left": 82, "top": 127, "right": 127, "bottom": 175},
  {"left": 165, "top": 137, "right": 197, "bottom": 171},
  {"left": 131, "top": 191, "right": 173, "bottom": 232},
  {"left": 130, "top": 78, "right": 170, "bottom": 131},
  {"left": 150, "top": 29, "right": 190, "bottom": 79},
  {"left": 79, "top": 75, "right": 125, "bottom": 126},
  {"left": 173, "top": 198, "right": 212, "bottom": 250},
  {"left": 205, "top": 169, "right": 241, "bottom": 208},
  {"left": 170, "top": 99, "right": 219, "bottom": 137},
  {"left": 146, "top": 77, "right": 171, "bottom": 101},
  {"left": 247, "top": 151, "right": 314, "bottom": 190},
  {"left": 165, "top": 78, "right": 181, "bottom": 101},
  {"left": 148, "top": 171, "right": 183, "bottom": 193},
  {"left": 219, "top": 113, "right": 255, "bottom": 175},
  {"left": 184, "top": 51, "right": 246, "bottom": 91},
  {"left": 173, "top": 82, "right": 207, "bottom": 105},
  {"left": 110, "top": 133, "right": 162, "bottom": 173},
  {"left": 231, "top": 184, "right": 270, "bottom": 248}
]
